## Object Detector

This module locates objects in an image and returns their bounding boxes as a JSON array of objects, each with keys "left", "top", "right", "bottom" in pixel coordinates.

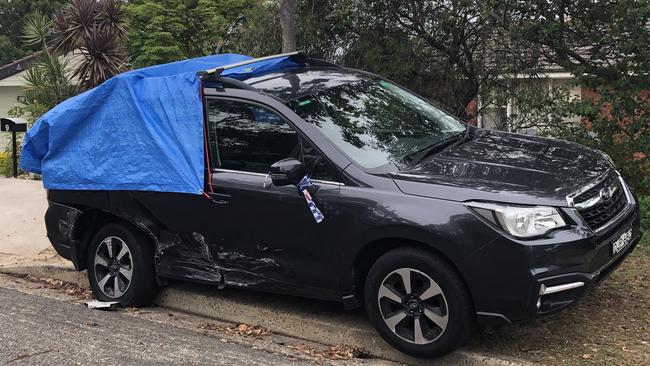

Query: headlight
[{"left": 465, "top": 202, "right": 566, "bottom": 238}]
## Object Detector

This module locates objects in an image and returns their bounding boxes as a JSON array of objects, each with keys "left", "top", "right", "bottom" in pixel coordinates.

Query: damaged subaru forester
[{"left": 27, "top": 52, "right": 643, "bottom": 358}]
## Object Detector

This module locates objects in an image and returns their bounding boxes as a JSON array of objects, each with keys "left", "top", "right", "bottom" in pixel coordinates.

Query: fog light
[
  {"left": 536, "top": 297, "right": 542, "bottom": 309},
  {"left": 539, "top": 282, "right": 584, "bottom": 295}
]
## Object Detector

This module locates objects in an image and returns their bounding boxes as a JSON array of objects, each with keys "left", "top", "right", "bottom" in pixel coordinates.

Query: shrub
[
  {"left": 0, "top": 152, "right": 13, "bottom": 177},
  {"left": 639, "top": 196, "right": 650, "bottom": 234}
]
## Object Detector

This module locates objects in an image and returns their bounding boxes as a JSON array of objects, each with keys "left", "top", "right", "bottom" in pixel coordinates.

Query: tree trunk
[{"left": 279, "top": 0, "right": 297, "bottom": 52}]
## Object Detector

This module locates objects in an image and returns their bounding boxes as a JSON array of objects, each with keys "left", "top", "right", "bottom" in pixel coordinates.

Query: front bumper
[
  {"left": 463, "top": 201, "right": 643, "bottom": 327},
  {"left": 531, "top": 218, "right": 641, "bottom": 316}
]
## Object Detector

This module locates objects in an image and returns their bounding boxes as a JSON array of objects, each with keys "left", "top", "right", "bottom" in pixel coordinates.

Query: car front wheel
[
  {"left": 364, "top": 247, "right": 473, "bottom": 358},
  {"left": 87, "top": 223, "right": 158, "bottom": 306}
]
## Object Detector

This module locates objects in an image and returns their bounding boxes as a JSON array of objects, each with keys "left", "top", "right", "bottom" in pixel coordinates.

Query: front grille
[{"left": 574, "top": 174, "right": 628, "bottom": 231}]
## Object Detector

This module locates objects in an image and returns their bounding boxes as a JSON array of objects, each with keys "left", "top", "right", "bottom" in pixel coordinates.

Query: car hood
[{"left": 390, "top": 129, "right": 613, "bottom": 206}]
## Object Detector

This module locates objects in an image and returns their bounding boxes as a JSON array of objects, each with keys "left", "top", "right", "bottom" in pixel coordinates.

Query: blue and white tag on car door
[{"left": 298, "top": 175, "right": 325, "bottom": 223}]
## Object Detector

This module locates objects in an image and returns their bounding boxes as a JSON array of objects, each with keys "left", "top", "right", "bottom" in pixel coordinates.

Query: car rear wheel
[
  {"left": 364, "top": 247, "right": 473, "bottom": 358},
  {"left": 87, "top": 223, "right": 158, "bottom": 306}
]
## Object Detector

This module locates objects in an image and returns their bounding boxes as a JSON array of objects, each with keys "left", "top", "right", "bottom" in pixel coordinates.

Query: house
[
  {"left": 0, "top": 52, "right": 43, "bottom": 149},
  {"left": 0, "top": 51, "right": 83, "bottom": 150},
  {"left": 0, "top": 51, "right": 43, "bottom": 117},
  {"left": 477, "top": 66, "right": 583, "bottom": 134}
]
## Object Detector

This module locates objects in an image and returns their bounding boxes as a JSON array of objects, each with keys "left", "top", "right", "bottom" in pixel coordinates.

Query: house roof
[{"left": 0, "top": 51, "right": 44, "bottom": 81}]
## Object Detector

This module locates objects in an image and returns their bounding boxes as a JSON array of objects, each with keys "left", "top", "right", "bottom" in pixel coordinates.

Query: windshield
[{"left": 288, "top": 79, "right": 466, "bottom": 169}]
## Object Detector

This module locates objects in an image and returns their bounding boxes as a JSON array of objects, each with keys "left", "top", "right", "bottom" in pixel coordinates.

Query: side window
[
  {"left": 300, "top": 137, "right": 340, "bottom": 182},
  {"left": 207, "top": 99, "right": 299, "bottom": 174}
]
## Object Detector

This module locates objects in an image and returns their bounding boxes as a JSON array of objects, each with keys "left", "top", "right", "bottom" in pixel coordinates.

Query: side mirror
[{"left": 270, "top": 158, "right": 307, "bottom": 186}]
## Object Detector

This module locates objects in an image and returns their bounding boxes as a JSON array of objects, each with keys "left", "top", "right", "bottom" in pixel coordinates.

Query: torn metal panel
[
  {"left": 155, "top": 230, "right": 283, "bottom": 288},
  {"left": 44, "top": 201, "right": 83, "bottom": 262},
  {"left": 47, "top": 201, "right": 83, "bottom": 241},
  {"left": 156, "top": 231, "right": 224, "bottom": 285},
  {"left": 214, "top": 249, "right": 279, "bottom": 271}
]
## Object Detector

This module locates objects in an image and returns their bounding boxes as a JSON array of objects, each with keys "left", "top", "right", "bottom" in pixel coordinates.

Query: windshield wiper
[{"left": 404, "top": 129, "right": 468, "bottom": 167}]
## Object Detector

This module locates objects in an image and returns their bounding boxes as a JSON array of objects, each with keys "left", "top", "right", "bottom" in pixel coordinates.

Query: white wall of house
[
  {"left": 0, "top": 73, "right": 27, "bottom": 151},
  {"left": 478, "top": 72, "right": 582, "bottom": 134},
  {"left": 0, "top": 73, "right": 27, "bottom": 118},
  {"left": 0, "top": 73, "right": 26, "bottom": 152},
  {"left": 0, "top": 52, "right": 82, "bottom": 120},
  {"left": 0, "top": 85, "right": 25, "bottom": 117}
]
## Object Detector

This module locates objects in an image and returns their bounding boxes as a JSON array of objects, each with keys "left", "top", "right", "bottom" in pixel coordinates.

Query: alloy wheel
[
  {"left": 377, "top": 268, "right": 449, "bottom": 344},
  {"left": 93, "top": 236, "right": 133, "bottom": 298}
]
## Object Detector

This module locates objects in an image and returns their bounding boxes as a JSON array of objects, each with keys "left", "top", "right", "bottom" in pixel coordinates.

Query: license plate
[{"left": 611, "top": 229, "right": 632, "bottom": 256}]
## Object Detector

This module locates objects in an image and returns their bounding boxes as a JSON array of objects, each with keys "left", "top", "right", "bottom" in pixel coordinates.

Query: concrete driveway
[{"left": 0, "top": 178, "right": 52, "bottom": 266}]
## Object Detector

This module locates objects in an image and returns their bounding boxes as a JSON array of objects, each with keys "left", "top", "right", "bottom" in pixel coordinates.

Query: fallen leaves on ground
[
  {"left": 288, "top": 344, "right": 369, "bottom": 360},
  {"left": 23, "top": 274, "right": 93, "bottom": 299},
  {"left": 198, "top": 322, "right": 369, "bottom": 360},
  {"left": 199, "top": 322, "right": 272, "bottom": 337},
  {"left": 124, "top": 307, "right": 151, "bottom": 314},
  {"left": 82, "top": 320, "right": 98, "bottom": 327},
  {"left": 34, "top": 247, "right": 60, "bottom": 262}
]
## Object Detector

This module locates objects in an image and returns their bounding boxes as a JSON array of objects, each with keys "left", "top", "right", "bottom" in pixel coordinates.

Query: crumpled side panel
[
  {"left": 45, "top": 201, "right": 83, "bottom": 244},
  {"left": 155, "top": 230, "right": 281, "bottom": 288}
]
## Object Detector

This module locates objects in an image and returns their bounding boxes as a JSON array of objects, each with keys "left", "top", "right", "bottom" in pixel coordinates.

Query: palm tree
[
  {"left": 21, "top": 12, "right": 78, "bottom": 119},
  {"left": 18, "top": 0, "right": 127, "bottom": 119},
  {"left": 52, "top": 0, "right": 127, "bottom": 89}
]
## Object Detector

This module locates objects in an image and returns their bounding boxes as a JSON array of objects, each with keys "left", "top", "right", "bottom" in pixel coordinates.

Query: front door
[{"left": 203, "top": 97, "right": 346, "bottom": 296}]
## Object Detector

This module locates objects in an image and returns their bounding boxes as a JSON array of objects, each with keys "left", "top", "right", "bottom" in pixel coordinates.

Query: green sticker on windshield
[
  {"left": 298, "top": 99, "right": 312, "bottom": 106},
  {"left": 379, "top": 80, "right": 392, "bottom": 88}
]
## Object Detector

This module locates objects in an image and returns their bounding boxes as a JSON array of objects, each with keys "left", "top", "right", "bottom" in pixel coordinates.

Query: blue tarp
[{"left": 20, "top": 53, "right": 296, "bottom": 195}]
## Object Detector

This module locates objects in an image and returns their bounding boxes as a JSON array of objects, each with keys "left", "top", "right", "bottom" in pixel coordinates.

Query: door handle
[{"left": 209, "top": 192, "right": 231, "bottom": 204}]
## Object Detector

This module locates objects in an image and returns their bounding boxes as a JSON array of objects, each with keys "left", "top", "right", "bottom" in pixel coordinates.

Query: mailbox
[
  {"left": 1, "top": 118, "right": 28, "bottom": 178},
  {"left": 1, "top": 118, "right": 28, "bottom": 132}
]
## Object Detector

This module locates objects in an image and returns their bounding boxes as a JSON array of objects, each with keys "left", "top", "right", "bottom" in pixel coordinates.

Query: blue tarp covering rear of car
[{"left": 20, "top": 53, "right": 297, "bottom": 195}]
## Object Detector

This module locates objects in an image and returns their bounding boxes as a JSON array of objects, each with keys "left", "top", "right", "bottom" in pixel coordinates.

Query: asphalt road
[{"left": 0, "top": 287, "right": 313, "bottom": 365}]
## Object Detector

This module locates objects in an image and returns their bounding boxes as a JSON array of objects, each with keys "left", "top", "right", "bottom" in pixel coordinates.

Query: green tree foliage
[
  {"left": 20, "top": 55, "right": 78, "bottom": 119},
  {"left": 0, "top": 151, "right": 16, "bottom": 177},
  {"left": 11, "top": 12, "right": 78, "bottom": 122},
  {"left": 51, "top": 0, "right": 128, "bottom": 89},
  {"left": 0, "top": 35, "right": 26, "bottom": 64},
  {"left": 11, "top": 0, "right": 128, "bottom": 120},
  {"left": 513, "top": 0, "right": 650, "bottom": 195},
  {"left": 7, "top": 0, "right": 647, "bottom": 195},
  {"left": 229, "top": 1, "right": 282, "bottom": 57},
  {"left": 503, "top": 82, "right": 577, "bottom": 134},
  {"left": 230, "top": 0, "right": 648, "bottom": 195},
  {"left": 126, "top": 0, "right": 255, "bottom": 67},
  {"left": 232, "top": 0, "right": 538, "bottom": 119},
  {"left": 0, "top": 0, "right": 66, "bottom": 64},
  {"left": 231, "top": 1, "right": 424, "bottom": 93}
]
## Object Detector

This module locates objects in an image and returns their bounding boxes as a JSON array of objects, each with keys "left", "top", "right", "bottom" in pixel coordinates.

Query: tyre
[
  {"left": 364, "top": 247, "right": 473, "bottom": 358},
  {"left": 87, "top": 222, "right": 158, "bottom": 306}
]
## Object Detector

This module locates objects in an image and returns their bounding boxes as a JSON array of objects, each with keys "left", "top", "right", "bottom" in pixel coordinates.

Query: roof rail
[
  {"left": 205, "top": 51, "right": 305, "bottom": 76},
  {"left": 203, "top": 51, "right": 342, "bottom": 79}
]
